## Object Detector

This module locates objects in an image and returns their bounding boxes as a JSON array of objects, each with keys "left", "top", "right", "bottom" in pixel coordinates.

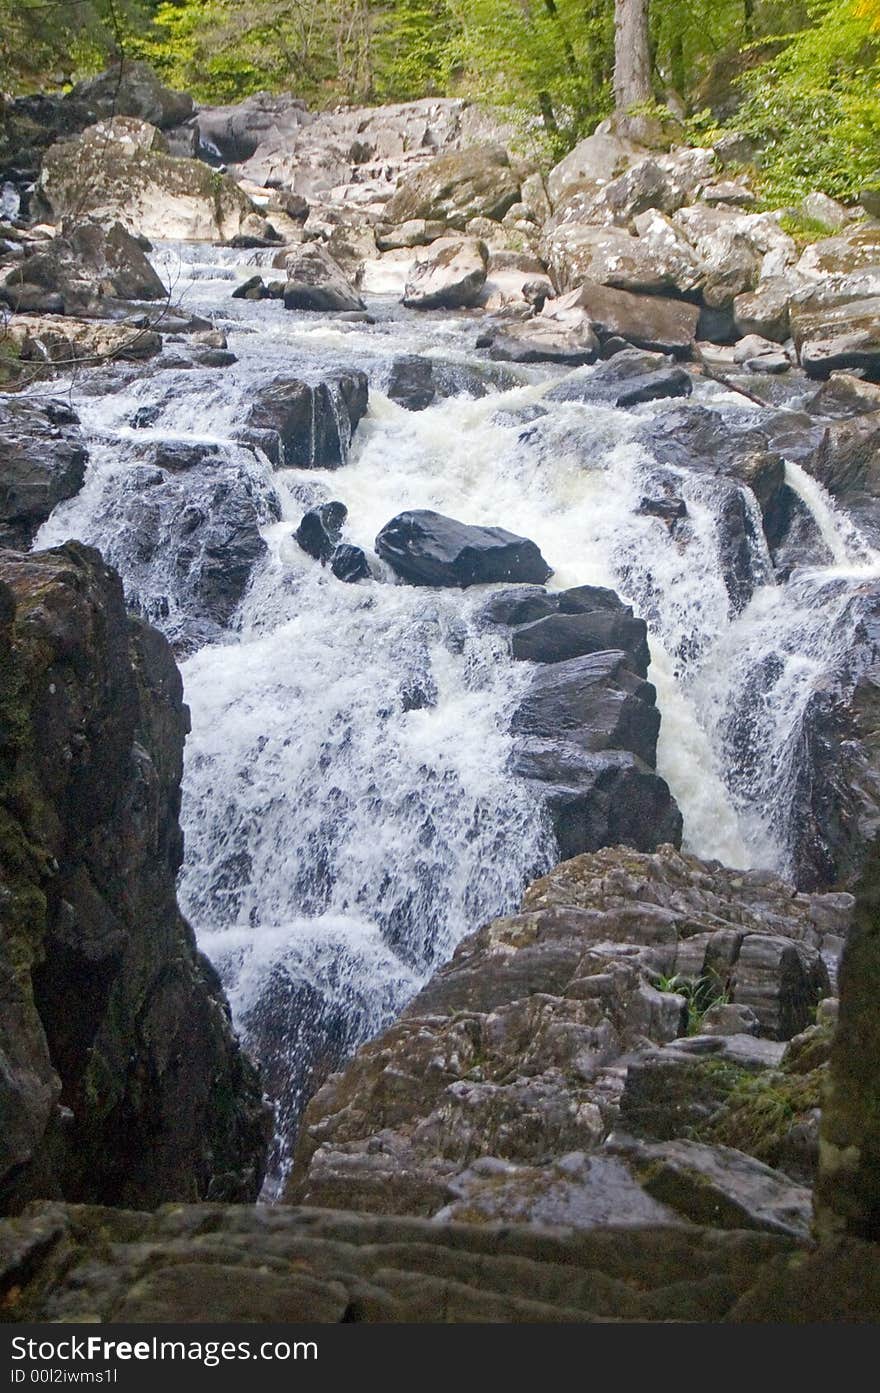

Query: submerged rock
[
  {"left": 0, "top": 543, "right": 266, "bottom": 1212},
  {"left": 375, "top": 509, "right": 552, "bottom": 587}
]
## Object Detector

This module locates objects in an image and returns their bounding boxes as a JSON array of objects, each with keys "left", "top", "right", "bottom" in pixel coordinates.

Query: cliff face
[{"left": 0, "top": 541, "right": 267, "bottom": 1212}]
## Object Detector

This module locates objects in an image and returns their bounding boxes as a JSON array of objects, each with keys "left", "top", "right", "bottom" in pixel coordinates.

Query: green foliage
[
  {"left": 777, "top": 209, "right": 839, "bottom": 243},
  {"left": 654, "top": 971, "right": 731, "bottom": 1035},
  {"left": 729, "top": 0, "right": 880, "bottom": 202},
  {"left": 0, "top": 0, "right": 149, "bottom": 90}
]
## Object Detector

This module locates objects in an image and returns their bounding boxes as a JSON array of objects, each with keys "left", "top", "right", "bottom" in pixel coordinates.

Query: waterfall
[{"left": 31, "top": 239, "right": 880, "bottom": 1185}]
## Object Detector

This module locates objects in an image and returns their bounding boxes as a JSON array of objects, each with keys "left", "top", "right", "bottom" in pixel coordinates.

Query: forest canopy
[{"left": 1, "top": 0, "right": 878, "bottom": 202}]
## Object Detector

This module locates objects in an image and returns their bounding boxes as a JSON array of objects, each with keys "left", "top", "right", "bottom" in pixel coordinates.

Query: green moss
[
  {"left": 698, "top": 1068, "right": 823, "bottom": 1170},
  {"left": 778, "top": 211, "right": 838, "bottom": 248}
]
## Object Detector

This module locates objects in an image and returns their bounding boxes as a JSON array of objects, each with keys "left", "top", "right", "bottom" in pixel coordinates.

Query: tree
[{"left": 613, "top": 0, "right": 652, "bottom": 113}]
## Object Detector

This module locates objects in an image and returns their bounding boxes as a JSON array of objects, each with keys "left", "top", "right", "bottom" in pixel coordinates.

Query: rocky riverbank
[{"left": 2, "top": 60, "right": 880, "bottom": 1321}]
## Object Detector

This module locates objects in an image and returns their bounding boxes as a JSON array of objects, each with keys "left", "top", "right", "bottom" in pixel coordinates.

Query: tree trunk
[{"left": 613, "top": 0, "right": 652, "bottom": 113}]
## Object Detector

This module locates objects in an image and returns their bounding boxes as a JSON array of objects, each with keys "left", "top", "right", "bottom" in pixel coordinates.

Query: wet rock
[
  {"left": 0, "top": 397, "right": 87, "bottom": 548},
  {"left": 375, "top": 509, "right": 552, "bottom": 587},
  {"left": 0, "top": 543, "right": 266, "bottom": 1212},
  {"left": 383, "top": 144, "right": 520, "bottom": 230},
  {"left": 35, "top": 119, "right": 256, "bottom": 241},
  {"left": 295, "top": 501, "right": 348, "bottom": 562},
  {"left": 496, "top": 586, "right": 651, "bottom": 676},
  {"left": 385, "top": 355, "right": 436, "bottom": 410},
  {"left": 281, "top": 244, "right": 365, "bottom": 313},
  {"left": 511, "top": 652, "right": 661, "bottom": 766},
  {"left": 232, "top": 274, "right": 271, "bottom": 300},
  {"left": 546, "top": 347, "right": 692, "bottom": 408},
  {"left": 403, "top": 236, "right": 488, "bottom": 310},
  {"left": 331, "top": 544, "right": 371, "bottom": 583},
  {"left": 243, "top": 371, "right": 369, "bottom": 467}
]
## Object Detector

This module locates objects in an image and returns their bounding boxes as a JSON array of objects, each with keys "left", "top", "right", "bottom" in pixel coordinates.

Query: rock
[
  {"left": 295, "top": 501, "right": 348, "bottom": 562},
  {"left": 330, "top": 544, "right": 371, "bottom": 583},
  {"left": 701, "top": 181, "right": 756, "bottom": 208},
  {"left": 612, "top": 1137, "right": 811, "bottom": 1238},
  {"left": 403, "top": 236, "right": 488, "bottom": 310},
  {"left": 701, "top": 1003, "right": 761, "bottom": 1036},
  {"left": 375, "top": 509, "right": 552, "bottom": 587},
  {"left": 231, "top": 274, "right": 270, "bottom": 300},
  {"left": 545, "top": 347, "right": 692, "bottom": 408},
  {"left": 801, "top": 192, "right": 850, "bottom": 231},
  {"left": 0, "top": 543, "right": 266, "bottom": 1211},
  {"left": 81, "top": 451, "right": 278, "bottom": 651},
  {"left": 287, "top": 843, "right": 845, "bottom": 1233},
  {"left": 510, "top": 652, "right": 661, "bottom": 766},
  {"left": 550, "top": 281, "right": 699, "bottom": 356},
  {"left": 376, "top": 219, "right": 447, "bottom": 251},
  {"left": 64, "top": 60, "right": 193, "bottom": 130},
  {"left": 3, "top": 313, "right": 162, "bottom": 370},
  {"left": 36, "top": 120, "right": 256, "bottom": 241},
  {"left": 791, "top": 296, "right": 880, "bottom": 378},
  {"left": 543, "top": 223, "right": 692, "bottom": 295},
  {"left": 546, "top": 131, "right": 643, "bottom": 212},
  {"left": 383, "top": 145, "right": 520, "bottom": 230},
  {"left": 509, "top": 608, "right": 651, "bottom": 676},
  {"left": 815, "top": 836, "right": 880, "bottom": 1241},
  {"left": 281, "top": 243, "right": 365, "bottom": 312},
  {"left": 3, "top": 220, "right": 167, "bottom": 311},
  {"left": 385, "top": 355, "right": 436, "bottom": 410},
  {"left": 243, "top": 371, "right": 369, "bottom": 467},
  {"left": 797, "top": 225, "right": 880, "bottom": 278},
  {"left": 631, "top": 209, "right": 703, "bottom": 293},
  {"left": 0, "top": 397, "right": 87, "bottom": 548},
  {"left": 483, "top": 301, "right": 599, "bottom": 365},
  {"left": 733, "top": 279, "right": 793, "bottom": 342},
  {"left": 230, "top": 212, "right": 282, "bottom": 249},
  {"left": 8, "top": 1199, "right": 857, "bottom": 1322}
]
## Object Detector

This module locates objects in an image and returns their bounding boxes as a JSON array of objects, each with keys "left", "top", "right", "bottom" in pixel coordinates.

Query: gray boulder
[
  {"left": 403, "top": 236, "right": 488, "bottom": 310},
  {"left": 0, "top": 397, "right": 87, "bottom": 548},
  {"left": 383, "top": 144, "right": 520, "bottom": 229},
  {"left": 243, "top": 372, "right": 369, "bottom": 467},
  {"left": 281, "top": 244, "right": 365, "bottom": 312}
]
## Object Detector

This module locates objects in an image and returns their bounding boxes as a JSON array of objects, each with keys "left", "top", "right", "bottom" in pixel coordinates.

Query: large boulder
[
  {"left": 403, "top": 236, "right": 488, "bottom": 309},
  {"left": 287, "top": 843, "right": 841, "bottom": 1230},
  {"left": 543, "top": 223, "right": 690, "bottom": 295},
  {"left": 2, "top": 220, "right": 166, "bottom": 312},
  {"left": 281, "top": 243, "right": 365, "bottom": 313},
  {"left": 549, "top": 281, "right": 699, "bottom": 356},
  {"left": 64, "top": 61, "right": 193, "bottom": 131},
  {"left": 3, "top": 314, "right": 162, "bottom": 370},
  {"left": 375, "top": 509, "right": 552, "bottom": 587},
  {"left": 0, "top": 397, "right": 87, "bottom": 548},
  {"left": 791, "top": 296, "right": 880, "bottom": 379},
  {"left": 384, "top": 144, "right": 521, "bottom": 230},
  {"left": 36, "top": 119, "right": 257, "bottom": 241},
  {"left": 0, "top": 543, "right": 266, "bottom": 1212},
  {"left": 243, "top": 371, "right": 369, "bottom": 467},
  {"left": 483, "top": 312, "right": 599, "bottom": 365}
]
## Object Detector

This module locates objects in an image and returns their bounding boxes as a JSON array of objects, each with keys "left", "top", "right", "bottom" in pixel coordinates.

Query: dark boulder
[
  {"left": 295, "top": 501, "right": 348, "bottom": 562},
  {"left": 330, "top": 544, "right": 371, "bottom": 583},
  {"left": 511, "top": 651, "right": 661, "bottom": 767},
  {"left": 243, "top": 372, "right": 369, "bottom": 468},
  {"left": 282, "top": 245, "right": 365, "bottom": 313},
  {"left": 232, "top": 274, "right": 271, "bottom": 301},
  {"left": 386, "top": 355, "right": 436, "bottom": 411},
  {"left": 63, "top": 61, "right": 193, "bottom": 130},
  {"left": 0, "top": 542, "right": 266, "bottom": 1213},
  {"left": 3, "top": 221, "right": 166, "bottom": 313},
  {"left": 511, "top": 608, "right": 651, "bottom": 676},
  {"left": 0, "top": 396, "right": 87, "bottom": 548},
  {"left": 375, "top": 510, "right": 552, "bottom": 588}
]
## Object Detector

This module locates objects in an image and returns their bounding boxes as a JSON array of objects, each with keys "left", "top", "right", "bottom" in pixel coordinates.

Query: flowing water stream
[{"left": 34, "top": 240, "right": 880, "bottom": 1188}]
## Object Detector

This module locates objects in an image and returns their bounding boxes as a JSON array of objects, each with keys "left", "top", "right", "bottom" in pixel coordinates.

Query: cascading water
[{"left": 33, "top": 239, "right": 880, "bottom": 1187}]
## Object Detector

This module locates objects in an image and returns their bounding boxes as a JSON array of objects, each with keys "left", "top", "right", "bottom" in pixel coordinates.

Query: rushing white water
[{"left": 32, "top": 239, "right": 880, "bottom": 1184}]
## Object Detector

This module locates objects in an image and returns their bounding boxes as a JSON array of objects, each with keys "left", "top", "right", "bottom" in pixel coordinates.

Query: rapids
[{"left": 34, "top": 240, "right": 880, "bottom": 1187}]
